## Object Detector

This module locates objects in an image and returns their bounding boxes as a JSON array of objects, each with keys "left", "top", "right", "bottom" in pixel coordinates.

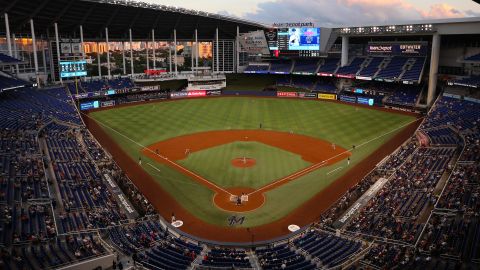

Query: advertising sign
[
  {"left": 239, "top": 30, "right": 270, "bottom": 55},
  {"left": 317, "top": 72, "right": 334, "bottom": 77},
  {"left": 318, "top": 93, "right": 337, "bottom": 100},
  {"left": 80, "top": 100, "right": 99, "bottom": 110},
  {"left": 170, "top": 92, "right": 188, "bottom": 98},
  {"left": 187, "top": 90, "right": 207, "bottom": 97},
  {"left": 368, "top": 43, "right": 427, "bottom": 56},
  {"left": 340, "top": 95, "right": 356, "bottom": 103},
  {"left": 357, "top": 97, "right": 375, "bottom": 106},
  {"left": 277, "top": 91, "right": 298, "bottom": 97}
]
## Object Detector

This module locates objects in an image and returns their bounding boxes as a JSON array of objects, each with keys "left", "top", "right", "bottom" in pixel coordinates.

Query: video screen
[
  {"left": 60, "top": 60, "right": 87, "bottom": 78},
  {"left": 80, "top": 100, "right": 99, "bottom": 110},
  {"left": 288, "top": 28, "right": 320, "bottom": 50}
]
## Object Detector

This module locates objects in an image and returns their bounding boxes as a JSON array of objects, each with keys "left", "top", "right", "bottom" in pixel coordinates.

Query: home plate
[
  {"left": 288, "top": 224, "right": 300, "bottom": 232},
  {"left": 172, "top": 220, "right": 184, "bottom": 228}
]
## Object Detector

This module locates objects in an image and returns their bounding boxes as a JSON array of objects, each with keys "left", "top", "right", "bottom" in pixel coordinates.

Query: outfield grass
[
  {"left": 90, "top": 97, "right": 415, "bottom": 227},
  {"left": 178, "top": 141, "right": 311, "bottom": 189}
]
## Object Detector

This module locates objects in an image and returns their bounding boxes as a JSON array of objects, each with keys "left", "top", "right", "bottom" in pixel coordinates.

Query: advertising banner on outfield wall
[
  {"left": 187, "top": 90, "right": 207, "bottom": 97},
  {"left": 206, "top": 90, "right": 222, "bottom": 96},
  {"left": 170, "top": 92, "right": 188, "bottom": 98},
  {"left": 340, "top": 95, "right": 356, "bottom": 103},
  {"left": 318, "top": 93, "right": 337, "bottom": 100},
  {"left": 302, "top": 93, "right": 318, "bottom": 98},
  {"left": 277, "top": 91, "right": 298, "bottom": 97}
]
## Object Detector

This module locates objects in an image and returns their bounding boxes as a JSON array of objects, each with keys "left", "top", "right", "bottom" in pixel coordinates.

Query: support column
[
  {"left": 122, "top": 42, "right": 126, "bottom": 75},
  {"left": 4, "top": 13, "right": 12, "bottom": 56},
  {"left": 174, "top": 29, "right": 177, "bottom": 75},
  {"left": 97, "top": 42, "right": 101, "bottom": 78},
  {"left": 191, "top": 39, "right": 194, "bottom": 72},
  {"left": 54, "top": 23, "right": 62, "bottom": 84},
  {"left": 13, "top": 34, "right": 19, "bottom": 76},
  {"left": 216, "top": 27, "right": 219, "bottom": 73},
  {"left": 129, "top": 28, "right": 134, "bottom": 76},
  {"left": 427, "top": 33, "right": 441, "bottom": 106},
  {"left": 341, "top": 36, "right": 349, "bottom": 67},
  {"left": 105, "top": 27, "right": 111, "bottom": 78},
  {"left": 146, "top": 41, "right": 149, "bottom": 71},
  {"left": 42, "top": 42, "right": 47, "bottom": 75},
  {"left": 195, "top": 29, "right": 199, "bottom": 69},
  {"left": 222, "top": 40, "right": 225, "bottom": 73},
  {"left": 236, "top": 26, "right": 240, "bottom": 73},
  {"left": 152, "top": 29, "right": 156, "bottom": 70},
  {"left": 80, "top": 25, "right": 85, "bottom": 81},
  {"left": 30, "top": 19, "right": 40, "bottom": 86},
  {"left": 168, "top": 44, "right": 172, "bottom": 73}
]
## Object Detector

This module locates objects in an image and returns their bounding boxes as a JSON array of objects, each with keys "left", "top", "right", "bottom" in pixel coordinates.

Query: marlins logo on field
[{"left": 228, "top": 215, "right": 245, "bottom": 226}]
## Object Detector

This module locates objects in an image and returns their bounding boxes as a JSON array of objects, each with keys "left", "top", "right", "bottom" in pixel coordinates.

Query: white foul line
[
  {"left": 147, "top": 163, "right": 161, "bottom": 172},
  {"left": 327, "top": 166, "right": 343, "bottom": 175}
]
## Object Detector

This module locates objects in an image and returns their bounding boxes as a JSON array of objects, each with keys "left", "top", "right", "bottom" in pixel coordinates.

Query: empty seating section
[
  {"left": 241, "top": 55, "right": 424, "bottom": 86},
  {"left": 465, "top": 53, "right": 480, "bottom": 61},
  {"left": 313, "top": 80, "right": 337, "bottom": 93},
  {"left": 376, "top": 56, "right": 409, "bottom": 80},
  {"left": 357, "top": 57, "right": 383, "bottom": 77},
  {"left": 401, "top": 57, "right": 425, "bottom": 81},
  {"left": 270, "top": 60, "right": 293, "bottom": 74},
  {"left": 244, "top": 64, "right": 269, "bottom": 73},
  {"left": 384, "top": 85, "right": 420, "bottom": 106},
  {"left": 422, "top": 97, "right": 480, "bottom": 131},
  {"left": 318, "top": 58, "right": 339, "bottom": 74},
  {"left": 0, "top": 53, "right": 22, "bottom": 63},
  {"left": 0, "top": 76, "right": 28, "bottom": 91},
  {"left": 0, "top": 87, "right": 81, "bottom": 130},
  {"left": 424, "top": 127, "right": 460, "bottom": 146},
  {"left": 201, "top": 248, "right": 252, "bottom": 268},
  {"left": 294, "top": 230, "right": 361, "bottom": 267},
  {"left": 336, "top": 57, "right": 366, "bottom": 76},
  {"left": 293, "top": 59, "right": 319, "bottom": 74},
  {"left": 70, "top": 78, "right": 135, "bottom": 94},
  {"left": 452, "top": 76, "right": 480, "bottom": 88},
  {"left": 256, "top": 244, "right": 315, "bottom": 270}
]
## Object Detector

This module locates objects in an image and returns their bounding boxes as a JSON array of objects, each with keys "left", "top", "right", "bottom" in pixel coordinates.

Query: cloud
[
  {"left": 421, "top": 3, "right": 464, "bottom": 18},
  {"left": 242, "top": 0, "right": 479, "bottom": 26}
]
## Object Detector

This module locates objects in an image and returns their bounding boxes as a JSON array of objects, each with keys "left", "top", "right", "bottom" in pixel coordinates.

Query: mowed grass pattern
[
  {"left": 178, "top": 142, "right": 312, "bottom": 189},
  {"left": 90, "top": 97, "right": 415, "bottom": 227}
]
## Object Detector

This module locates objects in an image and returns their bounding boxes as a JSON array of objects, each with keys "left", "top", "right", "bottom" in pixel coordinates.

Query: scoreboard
[
  {"left": 265, "top": 27, "right": 321, "bottom": 57},
  {"left": 60, "top": 60, "right": 87, "bottom": 78}
]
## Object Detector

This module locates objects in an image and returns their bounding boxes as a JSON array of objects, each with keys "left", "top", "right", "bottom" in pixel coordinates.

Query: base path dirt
[{"left": 84, "top": 99, "right": 422, "bottom": 243}]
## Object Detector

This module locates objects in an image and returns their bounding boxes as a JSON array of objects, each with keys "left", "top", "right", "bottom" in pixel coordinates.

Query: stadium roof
[
  {"left": 332, "top": 16, "right": 480, "bottom": 28},
  {"left": 0, "top": 0, "right": 267, "bottom": 41}
]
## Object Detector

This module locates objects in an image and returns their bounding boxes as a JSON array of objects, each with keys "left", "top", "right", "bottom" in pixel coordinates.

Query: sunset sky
[{"left": 141, "top": 0, "right": 480, "bottom": 26}]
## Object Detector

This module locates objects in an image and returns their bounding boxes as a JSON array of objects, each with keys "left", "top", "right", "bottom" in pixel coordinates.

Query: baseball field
[{"left": 86, "top": 97, "right": 420, "bottom": 242}]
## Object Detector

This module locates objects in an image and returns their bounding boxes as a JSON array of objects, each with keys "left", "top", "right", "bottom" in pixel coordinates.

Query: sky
[{"left": 141, "top": 0, "right": 480, "bottom": 26}]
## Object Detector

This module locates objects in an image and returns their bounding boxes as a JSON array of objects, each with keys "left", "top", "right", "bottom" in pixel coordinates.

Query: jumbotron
[{"left": 0, "top": 0, "right": 479, "bottom": 269}]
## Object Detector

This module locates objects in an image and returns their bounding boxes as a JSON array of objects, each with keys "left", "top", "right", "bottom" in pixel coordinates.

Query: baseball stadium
[{"left": 0, "top": 0, "right": 479, "bottom": 269}]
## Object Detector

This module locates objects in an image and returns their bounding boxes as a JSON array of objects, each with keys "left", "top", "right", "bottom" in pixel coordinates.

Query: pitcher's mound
[{"left": 231, "top": 157, "right": 256, "bottom": 168}]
